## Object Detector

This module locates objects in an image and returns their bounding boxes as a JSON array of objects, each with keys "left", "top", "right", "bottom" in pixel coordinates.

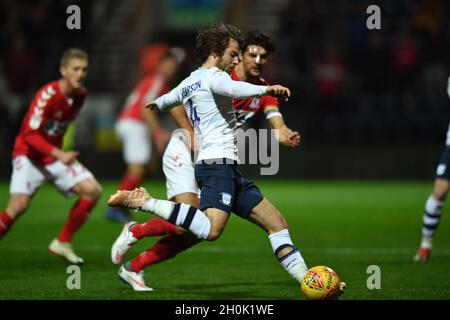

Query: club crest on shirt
[
  {"left": 249, "top": 98, "right": 260, "bottom": 110},
  {"left": 219, "top": 192, "right": 232, "bottom": 206}
]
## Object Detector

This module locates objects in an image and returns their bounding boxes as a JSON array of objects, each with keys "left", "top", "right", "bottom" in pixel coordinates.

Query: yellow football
[{"left": 301, "top": 266, "right": 341, "bottom": 300}]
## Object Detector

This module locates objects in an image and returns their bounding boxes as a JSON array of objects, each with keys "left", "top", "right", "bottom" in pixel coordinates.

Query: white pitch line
[
  {"left": 191, "top": 247, "right": 447, "bottom": 255},
  {"left": 3, "top": 245, "right": 450, "bottom": 255}
]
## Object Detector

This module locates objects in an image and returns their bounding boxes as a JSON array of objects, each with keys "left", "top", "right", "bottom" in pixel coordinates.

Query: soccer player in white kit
[
  {"left": 108, "top": 23, "right": 345, "bottom": 293},
  {"left": 414, "top": 76, "right": 450, "bottom": 262},
  {"left": 162, "top": 31, "right": 300, "bottom": 205},
  {"left": 110, "top": 31, "right": 302, "bottom": 283}
]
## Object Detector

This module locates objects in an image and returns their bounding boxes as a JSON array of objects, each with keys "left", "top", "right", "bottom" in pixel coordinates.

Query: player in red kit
[
  {"left": 0, "top": 49, "right": 102, "bottom": 265},
  {"left": 106, "top": 51, "right": 181, "bottom": 223},
  {"left": 109, "top": 31, "right": 301, "bottom": 290}
]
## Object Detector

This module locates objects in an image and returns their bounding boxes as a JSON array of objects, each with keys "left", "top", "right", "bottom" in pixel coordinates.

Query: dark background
[{"left": 0, "top": 0, "right": 449, "bottom": 180}]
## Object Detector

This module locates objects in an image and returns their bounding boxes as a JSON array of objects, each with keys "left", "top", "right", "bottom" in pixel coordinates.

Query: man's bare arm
[{"left": 268, "top": 115, "right": 300, "bottom": 148}]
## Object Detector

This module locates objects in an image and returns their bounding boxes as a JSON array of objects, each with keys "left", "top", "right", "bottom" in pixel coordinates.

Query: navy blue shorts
[
  {"left": 436, "top": 147, "right": 450, "bottom": 180},
  {"left": 194, "top": 159, "right": 264, "bottom": 218}
]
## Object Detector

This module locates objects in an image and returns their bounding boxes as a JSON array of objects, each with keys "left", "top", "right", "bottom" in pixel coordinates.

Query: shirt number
[{"left": 187, "top": 99, "right": 201, "bottom": 134}]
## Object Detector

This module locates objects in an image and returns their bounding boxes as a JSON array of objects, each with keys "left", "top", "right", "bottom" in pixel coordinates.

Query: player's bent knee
[
  {"left": 85, "top": 187, "right": 102, "bottom": 200},
  {"left": 93, "top": 184, "right": 103, "bottom": 198},
  {"left": 77, "top": 182, "right": 102, "bottom": 200},
  {"left": 7, "top": 199, "right": 29, "bottom": 217},
  {"left": 91, "top": 186, "right": 103, "bottom": 200}
]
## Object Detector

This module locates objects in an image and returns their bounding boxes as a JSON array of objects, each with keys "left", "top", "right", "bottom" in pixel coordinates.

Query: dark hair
[
  {"left": 60, "top": 48, "right": 88, "bottom": 67},
  {"left": 243, "top": 30, "right": 275, "bottom": 54},
  {"left": 193, "top": 23, "right": 243, "bottom": 63}
]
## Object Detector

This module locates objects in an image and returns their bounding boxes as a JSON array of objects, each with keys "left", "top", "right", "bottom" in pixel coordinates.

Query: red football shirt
[
  {"left": 118, "top": 73, "right": 170, "bottom": 122},
  {"left": 12, "top": 80, "right": 87, "bottom": 164},
  {"left": 231, "top": 69, "right": 281, "bottom": 127}
]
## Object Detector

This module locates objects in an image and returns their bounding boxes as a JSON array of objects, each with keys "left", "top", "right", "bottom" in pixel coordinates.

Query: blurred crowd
[
  {"left": 276, "top": 0, "right": 450, "bottom": 145},
  {"left": 1, "top": 0, "right": 449, "bottom": 152},
  {"left": 0, "top": 0, "right": 88, "bottom": 92},
  {"left": 0, "top": 0, "right": 89, "bottom": 154}
]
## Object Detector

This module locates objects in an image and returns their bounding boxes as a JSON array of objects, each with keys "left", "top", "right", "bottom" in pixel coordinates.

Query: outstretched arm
[
  {"left": 268, "top": 115, "right": 300, "bottom": 148},
  {"left": 145, "top": 86, "right": 183, "bottom": 112},
  {"left": 210, "top": 71, "right": 291, "bottom": 101}
]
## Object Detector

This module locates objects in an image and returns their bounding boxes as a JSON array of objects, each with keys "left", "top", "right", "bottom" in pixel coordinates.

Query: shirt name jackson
[
  {"left": 182, "top": 81, "right": 201, "bottom": 97},
  {"left": 174, "top": 303, "right": 274, "bottom": 317}
]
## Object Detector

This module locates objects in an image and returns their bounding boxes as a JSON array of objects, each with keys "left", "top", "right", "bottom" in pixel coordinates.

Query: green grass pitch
[{"left": 0, "top": 180, "right": 449, "bottom": 300}]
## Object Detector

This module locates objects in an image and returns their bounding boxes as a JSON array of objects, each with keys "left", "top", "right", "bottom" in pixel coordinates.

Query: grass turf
[{"left": 0, "top": 180, "right": 449, "bottom": 300}]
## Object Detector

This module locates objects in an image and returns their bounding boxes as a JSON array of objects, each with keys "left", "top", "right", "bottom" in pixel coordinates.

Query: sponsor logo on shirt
[{"left": 44, "top": 120, "right": 70, "bottom": 136}]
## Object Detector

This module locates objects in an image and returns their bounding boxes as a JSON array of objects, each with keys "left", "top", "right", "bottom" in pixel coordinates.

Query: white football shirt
[{"left": 155, "top": 67, "right": 267, "bottom": 162}]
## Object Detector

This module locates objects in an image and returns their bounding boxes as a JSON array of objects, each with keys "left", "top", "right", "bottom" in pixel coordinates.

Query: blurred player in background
[
  {"left": 0, "top": 49, "right": 102, "bottom": 265},
  {"left": 105, "top": 51, "right": 181, "bottom": 223},
  {"left": 414, "top": 76, "right": 450, "bottom": 262},
  {"left": 107, "top": 24, "right": 312, "bottom": 291},
  {"left": 109, "top": 31, "right": 302, "bottom": 290}
]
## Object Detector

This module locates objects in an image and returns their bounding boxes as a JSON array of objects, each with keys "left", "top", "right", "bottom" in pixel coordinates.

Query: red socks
[
  {"left": 118, "top": 173, "right": 141, "bottom": 191},
  {"left": 57, "top": 198, "right": 96, "bottom": 243},
  {"left": 130, "top": 233, "right": 200, "bottom": 272},
  {"left": 131, "top": 218, "right": 178, "bottom": 239},
  {"left": 0, "top": 211, "right": 13, "bottom": 236}
]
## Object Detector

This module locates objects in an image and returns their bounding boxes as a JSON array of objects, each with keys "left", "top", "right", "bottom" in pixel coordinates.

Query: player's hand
[
  {"left": 152, "top": 127, "right": 169, "bottom": 155},
  {"left": 287, "top": 130, "right": 301, "bottom": 148},
  {"left": 58, "top": 150, "right": 79, "bottom": 164},
  {"left": 144, "top": 100, "right": 158, "bottom": 110},
  {"left": 276, "top": 127, "right": 301, "bottom": 148},
  {"left": 266, "top": 85, "right": 291, "bottom": 101}
]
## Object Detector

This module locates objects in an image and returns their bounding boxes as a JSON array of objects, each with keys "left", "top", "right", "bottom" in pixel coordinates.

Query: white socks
[
  {"left": 422, "top": 196, "right": 444, "bottom": 240},
  {"left": 269, "top": 229, "right": 307, "bottom": 283},
  {"left": 142, "top": 199, "right": 211, "bottom": 240},
  {"left": 142, "top": 198, "right": 174, "bottom": 220}
]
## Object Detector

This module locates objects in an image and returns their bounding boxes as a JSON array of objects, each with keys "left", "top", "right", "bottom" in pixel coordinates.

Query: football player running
[
  {"left": 105, "top": 52, "right": 180, "bottom": 223},
  {"left": 0, "top": 49, "right": 102, "bottom": 265},
  {"left": 414, "top": 76, "right": 450, "bottom": 262},
  {"left": 110, "top": 30, "right": 302, "bottom": 289},
  {"left": 108, "top": 23, "right": 345, "bottom": 295}
]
